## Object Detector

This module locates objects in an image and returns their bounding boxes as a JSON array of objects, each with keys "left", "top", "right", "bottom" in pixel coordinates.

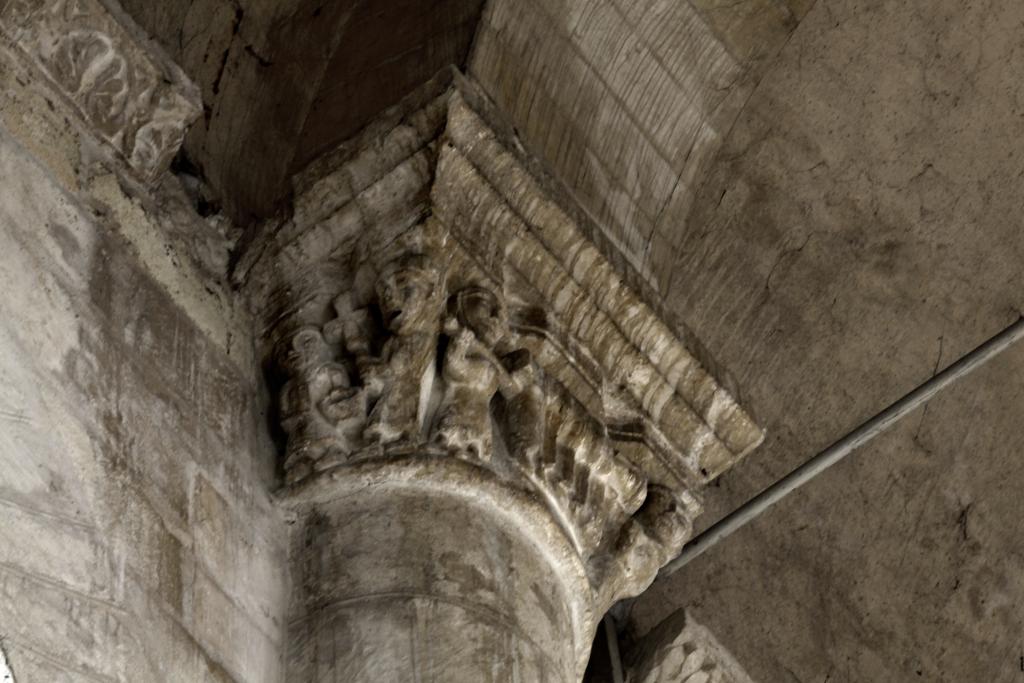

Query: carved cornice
[
  {"left": 0, "top": 0, "right": 201, "bottom": 182},
  {"left": 435, "top": 92, "right": 764, "bottom": 485}
]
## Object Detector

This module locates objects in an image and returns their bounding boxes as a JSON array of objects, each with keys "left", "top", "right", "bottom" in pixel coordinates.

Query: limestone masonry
[{"left": 0, "top": 0, "right": 768, "bottom": 680}]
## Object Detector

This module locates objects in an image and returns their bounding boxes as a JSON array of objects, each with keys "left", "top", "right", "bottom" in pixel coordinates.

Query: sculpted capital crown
[{"left": 245, "top": 78, "right": 764, "bottom": 681}]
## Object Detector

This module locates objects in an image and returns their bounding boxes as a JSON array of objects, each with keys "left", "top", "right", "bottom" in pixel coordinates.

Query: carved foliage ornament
[{"left": 0, "top": 0, "right": 201, "bottom": 181}]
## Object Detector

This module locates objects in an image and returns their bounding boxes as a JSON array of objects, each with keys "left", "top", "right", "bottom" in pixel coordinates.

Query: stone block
[
  {"left": 0, "top": 504, "right": 114, "bottom": 601},
  {"left": 0, "top": 567, "right": 127, "bottom": 681},
  {"left": 114, "top": 364, "right": 199, "bottom": 526},
  {"left": 191, "top": 474, "right": 287, "bottom": 645},
  {"left": 191, "top": 569, "right": 283, "bottom": 683},
  {"left": 0, "top": 0, "right": 201, "bottom": 182}
]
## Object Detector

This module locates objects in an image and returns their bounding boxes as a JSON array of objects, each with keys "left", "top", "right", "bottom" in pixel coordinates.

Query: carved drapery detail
[{"left": 0, "top": 0, "right": 201, "bottom": 181}]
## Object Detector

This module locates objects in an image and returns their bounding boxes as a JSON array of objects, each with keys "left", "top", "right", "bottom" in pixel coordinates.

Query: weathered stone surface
[
  {"left": 0, "top": 0, "right": 201, "bottom": 183},
  {"left": 2, "top": 0, "right": 1022, "bottom": 679},
  {"left": 285, "top": 457, "right": 590, "bottom": 682},
  {"left": 468, "top": 0, "right": 808, "bottom": 296},
  {"left": 243, "top": 84, "right": 763, "bottom": 681},
  {"left": 265, "top": 208, "right": 705, "bottom": 629},
  {"left": 235, "top": 73, "right": 449, "bottom": 329},
  {"left": 0, "top": 2, "right": 768, "bottom": 680},
  {"left": 0, "top": 53, "right": 287, "bottom": 681},
  {"left": 115, "top": 0, "right": 483, "bottom": 223},
  {"left": 436, "top": 92, "right": 764, "bottom": 483},
  {"left": 637, "top": 344, "right": 1024, "bottom": 681}
]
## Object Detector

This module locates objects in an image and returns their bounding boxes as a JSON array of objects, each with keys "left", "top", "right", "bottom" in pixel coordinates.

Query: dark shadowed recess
[{"left": 119, "top": 0, "right": 485, "bottom": 225}]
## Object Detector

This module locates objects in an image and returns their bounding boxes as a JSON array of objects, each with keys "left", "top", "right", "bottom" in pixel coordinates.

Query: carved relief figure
[
  {"left": 433, "top": 286, "right": 535, "bottom": 462},
  {"left": 501, "top": 357, "right": 545, "bottom": 469},
  {"left": 278, "top": 327, "right": 364, "bottom": 481},
  {"left": 362, "top": 253, "right": 443, "bottom": 447}
]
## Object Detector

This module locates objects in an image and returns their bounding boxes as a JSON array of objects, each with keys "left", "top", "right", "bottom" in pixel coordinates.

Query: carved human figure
[
  {"left": 278, "top": 326, "right": 364, "bottom": 481},
  {"left": 433, "top": 287, "right": 533, "bottom": 462},
  {"left": 362, "top": 254, "right": 442, "bottom": 447}
]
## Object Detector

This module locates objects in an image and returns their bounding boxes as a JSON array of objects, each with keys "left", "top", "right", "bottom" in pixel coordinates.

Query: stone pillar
[
  {"left": 284, "top": 457, "right": 589, "bottom": 682},
  {"left": 272, "top": 225, "right": 597, "bottom": 680},
  {"left": 252, "top": 85, "right": 766, "bottom": 682}
]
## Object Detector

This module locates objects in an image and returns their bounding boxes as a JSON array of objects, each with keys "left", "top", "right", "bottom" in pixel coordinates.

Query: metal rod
[
  {"left": 660, "top": 315, "right": 1024, "bottom": 578},
  {"left": 604, "top": 613, "right": 625, "bottom": 683}
]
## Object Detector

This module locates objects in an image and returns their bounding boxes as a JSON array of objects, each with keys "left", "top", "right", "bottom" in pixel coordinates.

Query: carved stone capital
[
  {"left": 250, "top": 78, "right": 765, "bottom": 681},
  {"left": 626, "top": 610, "right": 756, "bottom": 683},
  {"left": 0, "top": 0, "right": 201, "bottom": 182}
]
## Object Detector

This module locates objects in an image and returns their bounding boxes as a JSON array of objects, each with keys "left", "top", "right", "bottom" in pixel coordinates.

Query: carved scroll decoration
[
  {"left": 0, "top": 0, "right": 202, "bottom": 181},
  {"left": 626, "top": 611, "right": 757, "bottom": 683}
]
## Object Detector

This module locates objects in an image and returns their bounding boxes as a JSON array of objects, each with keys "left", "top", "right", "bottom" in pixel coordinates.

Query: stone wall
[{"left": 0, "top": 46, "right": 288, "bottom": 682}]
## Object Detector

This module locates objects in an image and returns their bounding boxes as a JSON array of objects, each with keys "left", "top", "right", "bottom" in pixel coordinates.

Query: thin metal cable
[
  {"left": 602, "top": 316, "right": 1024, "bottom": 676},
  {"left": 660, "top": 315, "right": 1024, "bottom": 578}
]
